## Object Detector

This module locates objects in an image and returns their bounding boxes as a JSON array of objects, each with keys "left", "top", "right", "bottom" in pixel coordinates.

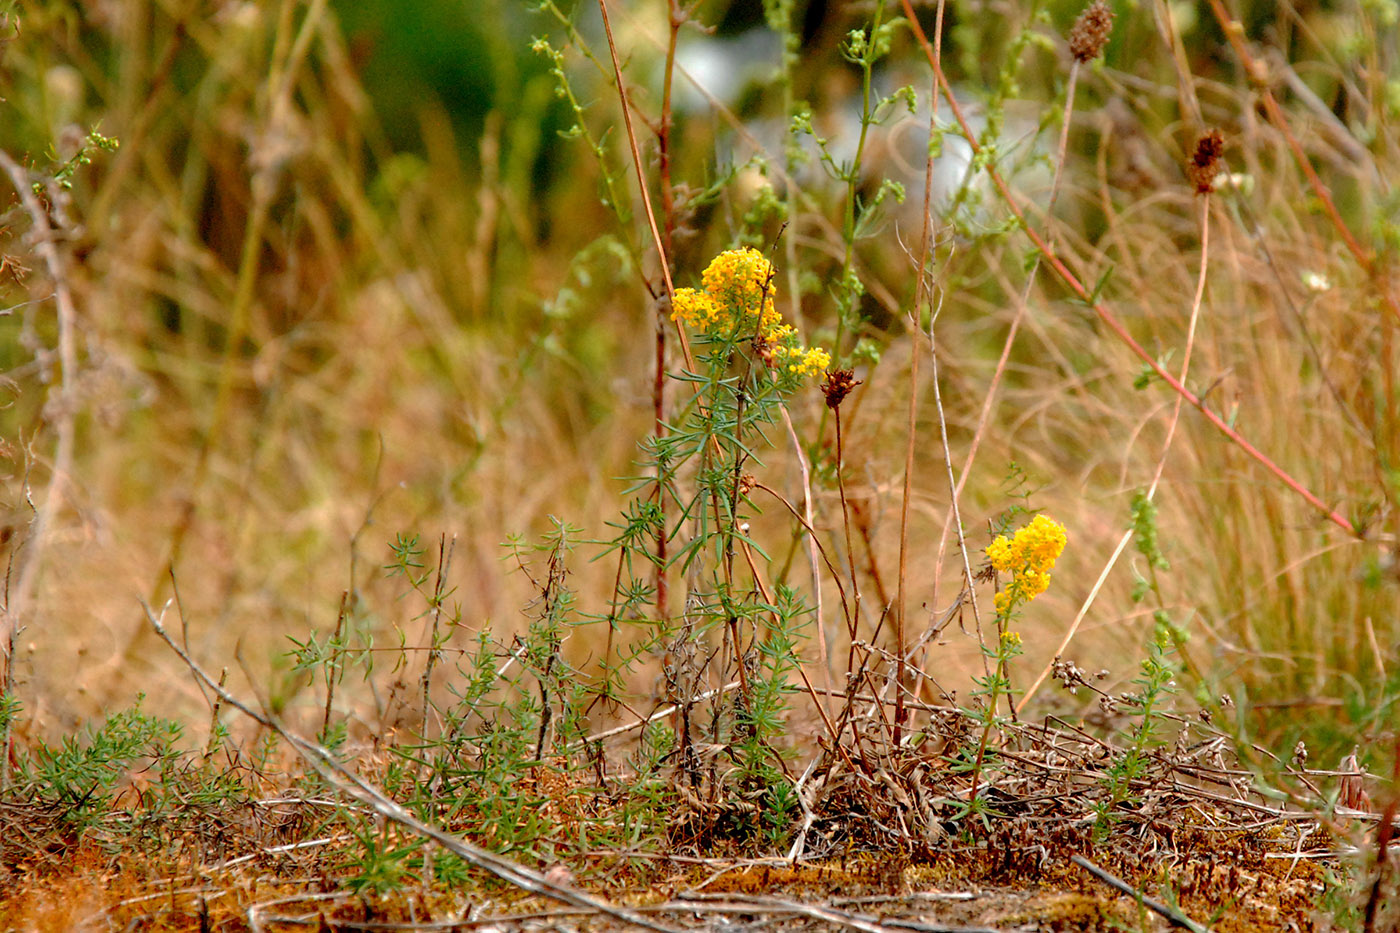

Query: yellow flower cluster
[
  {"left": 768, "top": 342, "right": 832, "bottom": 377},
  {"left": 701, "top": 248, "right": 782, "bottom": 331},
  {"left": 670, "top": 289, "right": 723, "bottom": 331},
  {"left": 767, "top": 330, "right": 828, "bottom": 378},
  {"left": 671, "top": 248, "right": 828, "bottom": 379},
  {"left": 987, "top": 514, "right": 1067, "bottom": 615}
]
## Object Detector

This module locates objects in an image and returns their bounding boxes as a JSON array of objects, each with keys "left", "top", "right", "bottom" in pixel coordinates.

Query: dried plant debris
[{"left": 1, "top": 698, "right": 1375, "bottom": 933}]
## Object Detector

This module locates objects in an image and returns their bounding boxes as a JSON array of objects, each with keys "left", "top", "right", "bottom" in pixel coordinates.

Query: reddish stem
[
  {"left": 897, "top": 0, "right": 1357, "bottom": 537},
  {"left": 1204, "top": 0, "right": 1400, "bottom": 327}
]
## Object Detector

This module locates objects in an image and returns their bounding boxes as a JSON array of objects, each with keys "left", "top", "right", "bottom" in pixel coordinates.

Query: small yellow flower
[
  {"left": 673, "top": 249, "right": 830, "bottom": 382},
  {"left": 799, "top": 347, "right": 832, "bottom": 374},
  {"left": 986, "top": 514, "right": 1067, "bottom": 612},
  {"left": 1019, "top": 568, "right": 1049, "bottom": 599},
  {"left": 986, "top": 536, "right": 1014, "bottom": 571},
  {"left": 770, "top": 344, "right": 832, "bottom": 376},
  {"left": 701, "top": 248, "right": 780, "bottom": 336},
  {"left": 1000, "top": 630, "right": 1022, "bottom": 649},
  {"left": 671, "top": 287, "right": 722, "bottom": 330}
]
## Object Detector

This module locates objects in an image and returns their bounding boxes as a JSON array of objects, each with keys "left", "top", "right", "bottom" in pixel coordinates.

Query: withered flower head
[
  {"left": 821, "top": 368, "right": 862, "bottom": 410},
  {"left": 752, "top": 331, "right": 777, "bottom": 366},
  {"left": 738, "top": 473, "right": 755, "bottom": 497},
  {"left": 1068, "top": 0, "right": 1115, "bottom": 63},
  {"left": 1188, "top": 130, "right": 1226, "bottom": 194}
]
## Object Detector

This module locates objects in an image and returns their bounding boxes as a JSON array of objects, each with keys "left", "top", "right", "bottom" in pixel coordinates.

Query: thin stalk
[
  {"left": 1019, "top": 193, "right": 1214, "bottom": 710},
  {"left": 832, "top": 1, "right": 887, "bottom": 355},
  {"left": 321, "top": 593, "right": 349, "bottom": 745},
  {"left": 418, "top": 535, "right": 455, "bottom": 738},
  {"left": 594, "top": 0, "right": 675, "bottom": 305},
  {"left": 1203, "top": 0, "right": 1399, "bottom": 326},
  {"left": 834, "top": 408, "right": 862, "bottom": 647},
  {"left": 965, "top": 651, "right": 1011, "bottom": 808},
  {"left": 203, "top": 668, "right": 230, "bottom": 763},
  {"left": 650, "top": 0, "right": 687, "bottom": 620},
  {"left": 896, "top": 0, "right": 948, "bottom": 747},
  {"left": 1, "top": 615, "right": 14, "bottom": 791},
  {"left": 926, "top": 309, "right": 989, "bottom": 684},
  {"left": 0, "top": 153, "right": 79, "bottom": 655},
  {"left": 898, "top": 0, "right": 1356, "bottom": 536}
]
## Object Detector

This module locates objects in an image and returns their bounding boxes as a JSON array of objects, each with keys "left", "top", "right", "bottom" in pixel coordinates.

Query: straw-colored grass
[{"left": 0, "top": 0, "right": 1395, "bottom": 926}]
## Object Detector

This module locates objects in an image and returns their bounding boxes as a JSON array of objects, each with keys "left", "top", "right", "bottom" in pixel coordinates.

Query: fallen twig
[
  {"left": 248, "top": 892, "right": 346, "bottom": 933},
  {"left": 306, "top": 896, "right": 1004, "bottom": 932},
  {"left": 144, "top": 601, "right": 679, "bottom": 933},
  {"left": 1072, "top": 854, "right": 1210, "bottom": 933},
  {"left": 679, "top": 892, "right": 1004, "bottom": 933}
]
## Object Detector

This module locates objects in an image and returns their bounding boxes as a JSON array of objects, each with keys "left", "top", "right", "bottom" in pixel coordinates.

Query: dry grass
[{"left": 0, "top": 0, "right": 1397, "bottom": 929}]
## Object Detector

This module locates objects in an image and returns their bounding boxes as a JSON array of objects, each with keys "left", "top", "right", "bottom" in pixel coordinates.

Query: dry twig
[
  {"left": 1072, "top": 854, "right": 1211, "bottom": 933},
  {"left": 144, "top": 601, "right": 680, "bottom": 933}
]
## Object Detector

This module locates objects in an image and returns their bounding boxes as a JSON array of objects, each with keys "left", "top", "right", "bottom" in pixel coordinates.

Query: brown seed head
[
  {"left": 1187, "top": 130, "right": 1226, "bottom": 194},
  {"left": 1068, "top": 0, "right": 1115, "bottom": 63},
  {"left": 752, "top": 331, "right": 776, "bottom": 366},
  {"left": 821, "top": 368, "right": 861, "bottom": 410}
]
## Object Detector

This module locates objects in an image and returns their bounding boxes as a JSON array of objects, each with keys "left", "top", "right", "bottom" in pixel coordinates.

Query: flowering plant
[
  {"left": 958, "top": 513, "right": 1068, "bottom": 819},
  {"left": 986, "top": 513, "right": 1068, "bottom": 616},
  {"left": 672, "top": 248, "right": 830, "bottom": 378}
]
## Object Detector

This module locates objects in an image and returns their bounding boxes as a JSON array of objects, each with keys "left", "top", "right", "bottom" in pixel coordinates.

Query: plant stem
[{"left": 898, "top": 0, "right": 1356, "bottom": 536}]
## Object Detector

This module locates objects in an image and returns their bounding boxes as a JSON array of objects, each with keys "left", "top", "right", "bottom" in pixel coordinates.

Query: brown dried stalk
[
  {"left": 1203, "top": 0, "right": 1400, "bottom": 326},
  {"left": 144, "top": 602, "right": 680, "bottom": 933},
  {"left": 897, "top": 0, "right": 1356, "bottom": 537}
]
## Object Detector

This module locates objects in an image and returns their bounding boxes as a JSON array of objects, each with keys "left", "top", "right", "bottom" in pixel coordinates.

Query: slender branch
[
  {"left": 1020, "top": 193, "right": 1213, "bottom": 710},
  {"left": 0, "top": 152, "right": 80, "bottom": 666},
  {"left": 897, "top": 0, "right": 1356, "bottom": 536},
  {"left": 144, "top": 602, "right": 680, "bottom": 933},
  {"left": 1072, "top": 855, "right": 1212, "bottom": 933},
  {"left": 1203, "top": 0, "right": 1399, "bottom": 326}
]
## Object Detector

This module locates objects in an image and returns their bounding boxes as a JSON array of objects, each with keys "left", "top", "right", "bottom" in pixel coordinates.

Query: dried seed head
[
  {"left": 821, "top": 368, "right": 862, "bottom": 409},
  {"left": 738, "top": 473, "right": 755, "bottom": 496},
  {"left": 1052, "top": 656, "right": 1088, "bottom": 692},
  {"left": 1188, "top": 129, "right": 1226, "bottom": 194},
  {"left": 1068, "top": 0, "right": 1115, "bottom": 63},
  {"left": 752, "top": 331, "right": 776, "bottom": 366},
  {"left": 1338, "top": 747, "right": 1372, "bottom": 812}
]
